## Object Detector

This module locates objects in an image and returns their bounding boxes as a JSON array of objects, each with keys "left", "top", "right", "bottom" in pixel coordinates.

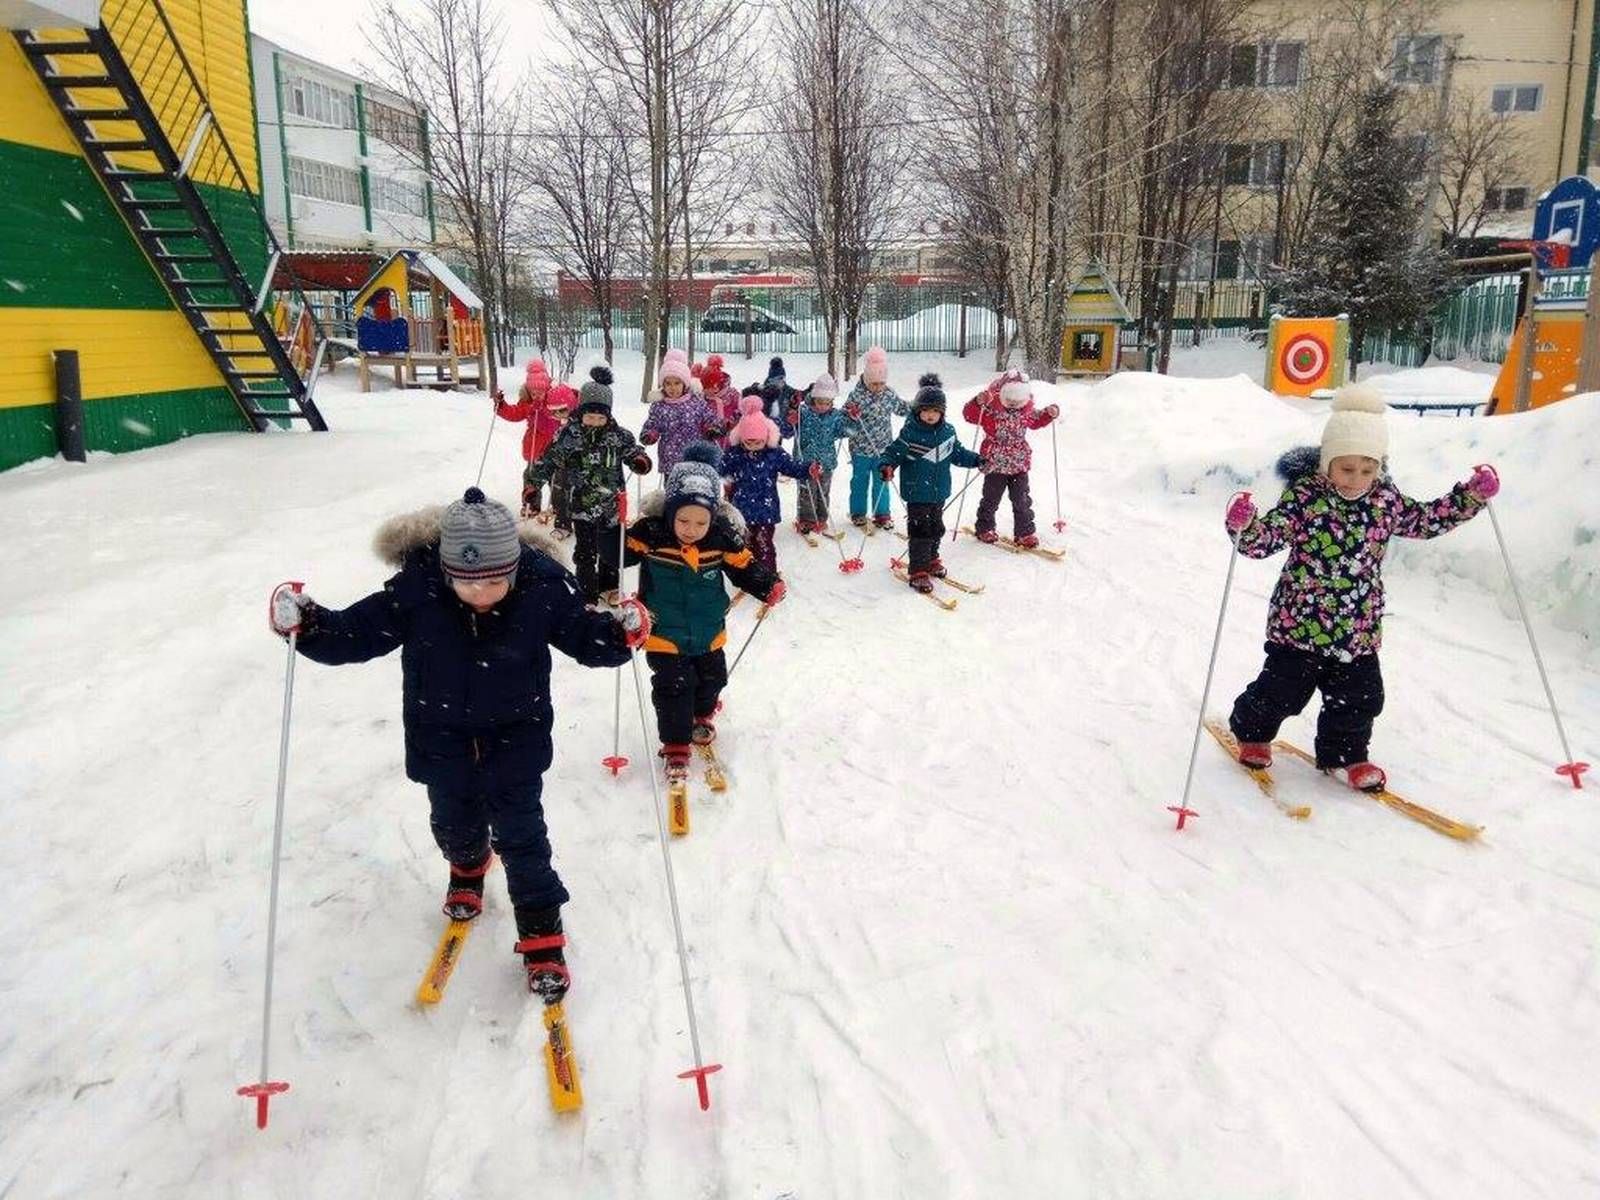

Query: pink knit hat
[
  {"left": 524, "top": 359, "right": 551, "bottom": 397},
  {"left": 658, "top": 348, "right": 696, "bottom": 391},
  {"left": 862, "top": 346, "right": 888, "bottom": 385},
  {"left": 998, "top": 369, "right": 1031, "bottom": 407},
  {"left": 733, "top": 394, "right": 778, "bottom": 447}
]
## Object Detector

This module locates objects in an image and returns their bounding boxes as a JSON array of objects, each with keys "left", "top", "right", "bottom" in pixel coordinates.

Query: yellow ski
[
  {"left": 1204, "top": 719, "right": 1312, "bottom": 820},
  {"left": 1271, "top": 739, "right": 1483, "bottom": 842},
  {"left": 698, "top": 743, "right": 727, "bottom": 792},
  {"left": 543, "top": 1002, "right": 583, "bottom": 1112},
  {"left": 889, "top": 565, "right": 957, "bottom": 610},
  {"left": 668, "top": 781, "right": 691, "bottom": 835},
  {"left": 416, "top": 919, "right": 475, "bottom": 1005}
]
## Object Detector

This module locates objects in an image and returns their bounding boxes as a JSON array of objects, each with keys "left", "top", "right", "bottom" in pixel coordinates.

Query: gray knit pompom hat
[{"left": 439, "top": 487, "right": 521, "bottom": 582}]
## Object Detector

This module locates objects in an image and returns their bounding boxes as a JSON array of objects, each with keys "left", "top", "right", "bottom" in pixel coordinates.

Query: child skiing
[
  {"left": 699, "top": 353, "right": 742, "bottom": 443},
  {"left": 879, "top": 373, "right": 984, "bottom": 593},
  {"left": 722, "top": 394, "right": 821, "bottom": 572},
  {"left": 745, "top": 356, "right": 798, "bottom": 433},
  {"left": 641, "top": 348, "right": 724, "bottom": 475},
  {"left": 494, "top": 361, "right": 565, "bottom": 505},
  {"left": 962, "top": 369, "right": 1060, "bottom": 548},
  {"left": 542, "top": 382, "right": 579, "bottom": 537},
  {"left": 267, "top": 487, "right": 651, "bottom": 1001},
  {"left": 524, "top": 366, "right": 652, "bottom": 604},
  {"left": 1223, "top": 385, "right": 1499, "bottom": 790},
  {"left": 606, "top": 443, "right": 785, "bottom": 782},
  {"left": 842, "top": 346, "right": 909, "bottom": 530},
  {"left": 787, "top": 373, "right": 849, "bottom": 534}
]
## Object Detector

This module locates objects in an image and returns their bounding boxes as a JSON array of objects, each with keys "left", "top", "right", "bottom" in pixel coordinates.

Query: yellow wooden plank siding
[
  {"left": 0, "top": 37, "right": 82, "bottom": 153},
  {"left": 0, "top": 308, "right": 225, "bottom": 409},
  {"left": 104, "top": 0, "right": 259, "bottom": 191}
]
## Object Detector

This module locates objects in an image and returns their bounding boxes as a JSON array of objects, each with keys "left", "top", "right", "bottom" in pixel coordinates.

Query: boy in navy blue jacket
[{"left": 269, "top": 487, "right": 650, "bottom": 1002}]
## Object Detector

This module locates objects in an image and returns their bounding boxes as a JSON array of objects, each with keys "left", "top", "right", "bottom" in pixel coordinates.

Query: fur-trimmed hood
[
  {"left": 637, "top": 487, "right": 747, "bottom": 536},
  {"left": 373, "top": 505, "right": 564, "bottom": 567}
]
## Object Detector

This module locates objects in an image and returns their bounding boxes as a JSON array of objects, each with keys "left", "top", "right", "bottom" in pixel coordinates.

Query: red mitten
[
  {"left": 808, "top": 462, "right": 823, "bottom": 480},
  {"left": 764, "top": 579, "right": 787, "bottom": 607},
  {"left": 879, "top": 464, "right": 895, "bottom": 483},
  {"left": 640, "top": 430, "right": 660, "bottom": 446},
  {"left": 1225, "top": 492, "right": 1257, "bottom": 534},
  {"left": 844, "top": 401, "right": 862, "bottom": 420},
  {"left": 617, "top": 597, "right": 652, "bottom": 649}
]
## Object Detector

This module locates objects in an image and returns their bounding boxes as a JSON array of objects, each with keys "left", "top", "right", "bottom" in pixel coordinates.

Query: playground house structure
[
  {"left": 1057, "top": 263, "right": 1131, "bottom": 379},
  {"left": 353, "top": 248, "right": 487, "bottom": 392},
  {"left": 0, "top": 0, "right": 332, "bottom": 472}
]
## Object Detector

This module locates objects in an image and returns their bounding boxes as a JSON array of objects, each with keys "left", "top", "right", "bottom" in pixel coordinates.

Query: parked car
[{"left": 700, "top": 303, "right": 795, "bottom": 335}]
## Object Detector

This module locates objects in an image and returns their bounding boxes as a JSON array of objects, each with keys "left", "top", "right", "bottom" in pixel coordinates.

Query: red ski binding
[
  {"left": 677, "top": 1062, "right": 724, "bottom": 1111},
  {"left": 237, "top": 1080, "right": 290, "bottom": 1129}
]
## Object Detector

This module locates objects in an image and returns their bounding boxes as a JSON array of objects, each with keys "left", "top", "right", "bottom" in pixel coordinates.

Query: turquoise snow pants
[{"left": 848, "top": 453, "right": 893, "bottom": 519}]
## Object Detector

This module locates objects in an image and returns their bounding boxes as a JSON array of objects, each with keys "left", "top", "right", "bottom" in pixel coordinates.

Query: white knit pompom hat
[{"left": 1319, "top": 384, "right": 1389, "bottom": 474}]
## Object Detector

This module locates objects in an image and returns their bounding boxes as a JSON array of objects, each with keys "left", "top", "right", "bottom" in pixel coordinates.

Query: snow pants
[
  {"left": 848, "top": 454, "right": 893, "bottom": 519},
  {"left": 975, "top": 471, "right": 1036, "bottom": 539},
  {"left": 747, "top": 522, "right": 778, "bottom": 574},
  {"left": 647, "top": 648, "right": 728, "bottom": 746},
  {"left": 427, "top": 772, "right": 568, "bottom": 912},
  {"left": 905, "top": 501, "right": 945, "bottom": 575},
  {"left": 796, "top": 468, "right": 834, "bottom": 526},
  {"left": 571, "top": 519, "right": 620, "bottom": 604},
  {"left": 1229, "top": 642, "right": 1385, "bottom": 769}
]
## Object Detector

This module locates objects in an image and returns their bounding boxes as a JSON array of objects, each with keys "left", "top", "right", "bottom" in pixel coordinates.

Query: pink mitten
[
  {"left": 1225, "top": 492, "right": 1257, "bottom": 534},
  {"left": 1466, "top": 463, "right": 1499, "bottom": 500}
]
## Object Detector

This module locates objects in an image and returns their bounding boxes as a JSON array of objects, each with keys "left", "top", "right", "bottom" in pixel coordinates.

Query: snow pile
[{"left": 1, "top": 352, "right": 1597, "bottom": 1199}]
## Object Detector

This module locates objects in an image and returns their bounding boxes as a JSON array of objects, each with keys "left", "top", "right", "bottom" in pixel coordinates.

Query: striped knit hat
[{"left": 439, "top": 487, "right": 521, "bottom": 582}]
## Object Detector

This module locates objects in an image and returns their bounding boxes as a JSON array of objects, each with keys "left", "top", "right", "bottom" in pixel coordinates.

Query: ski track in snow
[{"left": 1, "top": 354, "right": 1597, "bottom": 1199}]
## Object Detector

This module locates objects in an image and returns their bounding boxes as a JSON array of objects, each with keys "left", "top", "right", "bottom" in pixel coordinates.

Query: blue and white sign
[{"left": 1533, "top": 176, "right": 1600, "bottom": 267}]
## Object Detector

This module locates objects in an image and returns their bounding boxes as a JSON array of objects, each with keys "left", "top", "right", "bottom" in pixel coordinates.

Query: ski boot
[
  {"left": 1236, "top": 742, "right": 1273, "bottom": 770},
  {"left": 514, "top": 905, "right": 570, "bottom": 1002},
  {"left": 1330, "top": 761, "right": 1387, "bottom": 793},
  {"left": 907, "top": 571, "right": 934, "bottom": 595},
  {"left": 1016, "top": 533, "right": 1040, "bottom": 550},
  {"left": 974, "top": 528, "right": 999, "bottom": 544},
  {"left": 691, "top": 714, "right": 717, "bottom": 746},
  {"left": 660, "top": 743, "right": 691, "bottom": 782},
  {"left": 873, "top": 514, "right": 894, "bottom": 531},
  {"left": 442, "top": 849, "right": 494, "bottom": 921},
  {"left": 851, "top": 514, "right": 870, "bottom": 529},
  {"left": 794, "top": 519, "right": 814, "bottom": 535},
  {"left": 928, "top": 556, "right": 948, "bottom": 579}
]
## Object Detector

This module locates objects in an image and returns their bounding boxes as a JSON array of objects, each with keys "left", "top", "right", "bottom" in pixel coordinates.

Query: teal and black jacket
[{"left": 881, "top": 417, "right": 983, "bottom": 504}]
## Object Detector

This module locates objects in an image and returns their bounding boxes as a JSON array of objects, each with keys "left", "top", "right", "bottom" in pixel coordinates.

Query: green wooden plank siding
[{"left": 0, "top": 385, "right": 249, "bottom": 471}]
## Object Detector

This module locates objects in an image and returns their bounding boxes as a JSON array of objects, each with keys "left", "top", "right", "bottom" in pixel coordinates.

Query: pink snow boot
[{"left": 974, "top": 529, "right": 999, "bottom": 544}]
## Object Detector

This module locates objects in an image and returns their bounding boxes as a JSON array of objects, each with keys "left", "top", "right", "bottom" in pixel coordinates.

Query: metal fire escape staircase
[{"left": 14, "top": 0, "right": 328, "bottom": 432}]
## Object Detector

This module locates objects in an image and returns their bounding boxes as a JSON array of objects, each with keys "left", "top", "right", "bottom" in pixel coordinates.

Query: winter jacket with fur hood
[
  {"left": 293, "top": 509, "right": 630, "bottom": 789},
  {"left": 1232, "top": 447, "right": 1486, "bottom": 661},
  {"left": 962, "top": 387, "right": 1054, "bottom": 474}
]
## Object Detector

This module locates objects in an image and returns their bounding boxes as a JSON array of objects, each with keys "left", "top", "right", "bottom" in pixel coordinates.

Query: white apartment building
[{"left": 251, "top": 35, "right": 436, "bottom": 251}]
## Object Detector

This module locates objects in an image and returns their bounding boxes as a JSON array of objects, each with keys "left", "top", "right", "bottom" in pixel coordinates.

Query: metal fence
[{"left": 1362, "top": 267, "right": 1591, "bottom": 369}]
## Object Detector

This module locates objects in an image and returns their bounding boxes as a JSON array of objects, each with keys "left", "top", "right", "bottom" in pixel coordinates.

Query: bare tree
[
  {"left": 367, "top": 0, "right": 522, "bottom": 390},
  {"left": 770, "top": 0, "right": 905, "bottom": 376},
  {"left": 1436, "top": 95, "right": 1528, "bottom": 241},
  {"left": 544, "top": 294, "right": 591, "bottom": 380},
  {"left": 525, "top": 80, "right": 636, "bottom": 364},
  {"left": 550, "top": 0, "right": 752, "bottom": 398}
]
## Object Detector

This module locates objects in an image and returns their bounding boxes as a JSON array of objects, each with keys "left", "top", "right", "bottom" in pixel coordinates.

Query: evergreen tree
[{"left": 1274, "top": 82, "right": 1452, "bottom": 376}]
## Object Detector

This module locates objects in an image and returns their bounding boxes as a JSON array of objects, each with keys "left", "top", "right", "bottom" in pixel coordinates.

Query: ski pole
[
  {"left": 724, "top": 601, "right": 773, "bottom": 682},
  {"left": 602, "top": 490, "right": 631, "bottom": 776},
  {"left": 950, "top": 405, "right": 981, "bottom": 542},
  {"left": 474, "top": 391, "right": 501, "bottom": 489},
  {"left": 1050, "top": 422, "right": 1066, "bottom": 533},
  {"left": 1172, "top": 497, "right": 1250, "bottom": 830},
  {"left": 626, "top": 651, "right": 722, "bottom": 1109},
  {"left": 941, "top": 469, "right": 982, "bottom": 517},
  {"left": 237, "top": 584, "right": 303, "bottom": 1129},
  {"left": 1484, "top": 492, "right": 1589, "bottom": 787}
]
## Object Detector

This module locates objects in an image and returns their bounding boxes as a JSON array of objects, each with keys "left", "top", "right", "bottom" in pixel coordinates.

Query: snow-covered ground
[{"left": 2, "top": 352, "right": 1597, "bottom": 1199}]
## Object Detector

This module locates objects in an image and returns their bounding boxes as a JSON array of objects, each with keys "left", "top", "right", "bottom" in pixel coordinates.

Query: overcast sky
[{"left": 250, "top": 0, "right": 554, "bottom": 80}]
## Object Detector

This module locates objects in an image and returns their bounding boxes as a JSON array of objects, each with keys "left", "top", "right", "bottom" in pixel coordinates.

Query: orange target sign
[{"left": 1265, "top": 317, "right": 1349, "bottom": 396}]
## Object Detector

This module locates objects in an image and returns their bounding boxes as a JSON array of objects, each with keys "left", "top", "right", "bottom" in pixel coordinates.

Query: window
[
  {"left": 1393, "top": 35, "right": 1443, "bottom": 84},
  {"left": 282, "top": 71, "right": 357, "bottom": 129},
  {"left": 365, "top": 97, "right": 424, "bottom": 152},
  {"left": 1173, "top": 42, "right": 1228, "bottom": 92},
  {"left": 287, "top": 156, "right": 362, "bottom": 206},
  {"left": 371, "top": 174, "right": 427, "bottom": 216},
  {"left": 1228, "top": 44, "right": 1257, "bottom": 89},
  {"left": 1223, "top": 143, "right": 1252, "bottom": 185},
  {"left": 1490, "top": 84, "right": 1542, "bottom": 114},
  {"left": 1484, "top": 185, "right": 1530, "bottom": 212},
  {"left": 1249, "top": 141, "right": 1286, "bottom": 187},
  {"left": 1258, "top": 41, "right": 1302, "bottom": 88}
]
